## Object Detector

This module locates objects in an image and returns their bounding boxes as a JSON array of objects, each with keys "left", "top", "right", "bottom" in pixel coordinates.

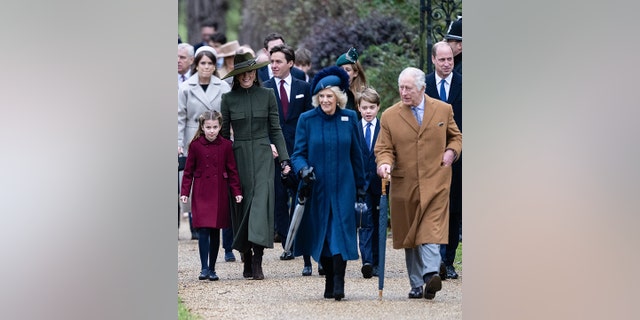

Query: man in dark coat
[{"left": 425, "top": 42, "right": 462, "bottom": 280}]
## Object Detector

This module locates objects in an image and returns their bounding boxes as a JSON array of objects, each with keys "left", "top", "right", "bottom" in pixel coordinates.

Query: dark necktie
[
  {"left": 180, "top": 74, "right": 186, "bottom": 82},
  {"left": 439, "top": 79, "right": 447, "bottom": 101},
  {"left": 279, "top": 79, "right": 289, "bottom": 120},
  {"left": 364, "top": 122, "right": 372, "bottom": 151}
]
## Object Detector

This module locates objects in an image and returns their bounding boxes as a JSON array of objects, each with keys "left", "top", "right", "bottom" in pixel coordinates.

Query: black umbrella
[
  {"left": 284, "top": 180, "right": 312, "bottom": 253},
  {"left": 378, "top": 178, "right": 390, "bottom": 299}
]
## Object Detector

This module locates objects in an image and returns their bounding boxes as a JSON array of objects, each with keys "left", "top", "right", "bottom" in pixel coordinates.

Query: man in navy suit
[
  {"left": 257, "top": 33, "right": 306, "bottom": 83},
  {"left": 355, "top": 87, "right": 383, "bottom": 279},
  {"left": 425, "top": 41, "right": 462, "bottom": 280},
  {"left": 262, "top": 44, "right": 314, "bottom": 274}
]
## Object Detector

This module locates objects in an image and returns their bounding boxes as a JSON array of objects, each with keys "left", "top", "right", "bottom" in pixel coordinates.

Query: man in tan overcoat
[{"left": 375, "top": 67, "right": 462, "bottom": 300}]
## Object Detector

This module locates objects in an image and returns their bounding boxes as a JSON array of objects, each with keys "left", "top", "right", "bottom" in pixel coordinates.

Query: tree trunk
[
  {"left": 187, "top": 0, "right": 229, "bottom": 45},
  {"left": 238, "top": 0, "right": 263, "bottom": 53}
]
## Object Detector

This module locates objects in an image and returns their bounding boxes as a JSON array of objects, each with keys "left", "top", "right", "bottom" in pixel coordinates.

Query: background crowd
[{"left": 178, "top": 16, "right": 463, "bottom": 301}]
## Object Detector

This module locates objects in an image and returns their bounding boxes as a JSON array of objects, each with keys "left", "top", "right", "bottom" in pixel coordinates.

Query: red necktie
[{"left": 279, "top": 79, "right": 289, "bottom": 120}]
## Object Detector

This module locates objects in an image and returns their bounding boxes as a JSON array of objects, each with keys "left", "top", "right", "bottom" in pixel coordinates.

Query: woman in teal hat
[{"left": 336, "top": 47, "right": 368, "bottom": 115}]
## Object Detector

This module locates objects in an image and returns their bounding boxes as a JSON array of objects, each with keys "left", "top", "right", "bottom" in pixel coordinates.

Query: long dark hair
[{"left": 191, "top": 51, "right": 220, "bottom": 79}]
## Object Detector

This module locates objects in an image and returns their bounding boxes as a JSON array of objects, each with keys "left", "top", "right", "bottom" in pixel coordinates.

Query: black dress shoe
[
  {"left": 198, "top": 269, "right": 210, "bottom": 280},
  {"left": 423, "top": 273, "right": 442, "bottom": 300},
  {"left": 439, "top": 262, "right": 448, "bottom": 280},
  {"left": 408, "top": 286, "right": 423, "bottom": 299},
  {"left": 445, "top": 265, "right": 459, "bottom": 279},
  {"left": 318, "top": 263, "right": 325, "bottom": 276},
  {"left": 208, "top": 271, "right": 219, "bottom": 281},
  {"left": 371, "top": 265, "right": 379, "bottom": 277},
  {"left": 361, "top": 263, "right": 373, "bottom": 278},
  {"left": 279, "top": 251, "right": 294, "bottom": 260},
  {"left": 302, "top": 265, "right": 312, "bottom": 276}
]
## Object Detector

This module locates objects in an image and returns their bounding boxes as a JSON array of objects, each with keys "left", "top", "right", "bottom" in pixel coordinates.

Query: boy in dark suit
[{"left": 356, "top": 87, "right": 383, "bottom": 278}]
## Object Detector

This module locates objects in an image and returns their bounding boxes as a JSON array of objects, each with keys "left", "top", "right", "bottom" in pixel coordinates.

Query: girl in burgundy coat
[{"left": 181, "top": 111, "right": 243, "bottom": 281}]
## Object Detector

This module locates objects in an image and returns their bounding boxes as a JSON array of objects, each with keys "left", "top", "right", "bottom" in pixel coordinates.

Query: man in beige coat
[{"left": 375, "top": 67, "right": 461, "bottom": 300}]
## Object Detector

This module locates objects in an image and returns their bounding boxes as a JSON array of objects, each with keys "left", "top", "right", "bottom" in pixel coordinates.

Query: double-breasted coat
[
  {"left": 178, "top": 73, "right": 231, "bottom": 154},
  {"left": 374, "top": 94, "right": 462, "bottom": 249},
  {"left": 180, "top": 135, "right": 242, "bottom": 228},
  {"left": 220, "top": 84, "right": 289, "bottom": 251},
  {"left": 290, "top": 107, "right": 366, "bottom": 262}
]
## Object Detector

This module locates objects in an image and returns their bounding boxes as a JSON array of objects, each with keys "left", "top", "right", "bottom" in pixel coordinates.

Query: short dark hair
[
  {"left": 263, "top": 32, "right": 285, "bottom": 49},
  {"left": 201, "top": 20, "right": 218, "bottom": 30},
  {"left": 295, "top": 48, "right": 311, "bottom": 66},
  {"left": 209, "top": 32, "right": 227, "bottom": 45},
  {"left": 270, "top": 44, "right": 295, "bottom": 63}
]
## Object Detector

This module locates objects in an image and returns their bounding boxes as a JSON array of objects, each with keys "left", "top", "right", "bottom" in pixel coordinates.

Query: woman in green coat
[{"left": 220, "top": 52, "right": 291, "bottom": 280}]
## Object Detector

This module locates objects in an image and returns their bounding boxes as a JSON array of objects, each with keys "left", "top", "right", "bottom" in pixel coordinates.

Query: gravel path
[{"left": 178, "top": 216, "right": 462, "bottom": 319}]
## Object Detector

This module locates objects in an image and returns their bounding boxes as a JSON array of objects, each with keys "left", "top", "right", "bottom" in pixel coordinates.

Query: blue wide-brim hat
[{"left": 310, "top": 66, "right": 350, "bottom": 96}]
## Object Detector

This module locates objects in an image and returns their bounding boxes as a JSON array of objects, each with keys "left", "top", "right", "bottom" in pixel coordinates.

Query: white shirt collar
[
  {"left": 274, "top": 73, "right": 292, "bottom": 86},
  {"left": 435, "top": 72, "right": 453, "bottom": 85},
  {"left": 361, "top": 117, "right": 378, "bottom": 128}
]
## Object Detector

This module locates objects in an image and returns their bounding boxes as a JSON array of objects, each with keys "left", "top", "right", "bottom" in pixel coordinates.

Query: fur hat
[
  {"left": 444, "top": 17, "right": 462, "bottom": 41},
  {"left": 335, "top": 47, "right": 358, "bottom": 66},
  {"left": 310, "top": 66, "right": 350, "bottom": 96},
  {"left": 221, "top": 51, "right": 269, "bottom": 80}
]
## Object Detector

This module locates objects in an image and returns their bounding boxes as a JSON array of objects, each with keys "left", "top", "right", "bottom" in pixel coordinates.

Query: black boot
[
  {"left": 320, "top": 256, "right": 334, "bottom": 298},
  {"left": 252, "top": 246, "right": 264, "bottom": 280},
  {"left": 332, "top": 254, "right": 347, "bottom": 301},
  {"left": 243, "top": 250, "right": 253, "bottom": 278}
]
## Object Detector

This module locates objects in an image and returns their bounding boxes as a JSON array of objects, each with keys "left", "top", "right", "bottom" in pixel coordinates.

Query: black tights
[{"left": 197, "top": 228, "right": 220, "bottom": 271}]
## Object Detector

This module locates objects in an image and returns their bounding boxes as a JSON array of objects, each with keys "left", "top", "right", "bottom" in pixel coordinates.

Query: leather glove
[
  {"left": 354, "top": 188, "right": 368, "bottom": 213},
  {"left": 280, "top": 159, "right": 291, "bottom": 172},
  {"left": 298, "top": 166, "right": 315, "bottom": 184}
]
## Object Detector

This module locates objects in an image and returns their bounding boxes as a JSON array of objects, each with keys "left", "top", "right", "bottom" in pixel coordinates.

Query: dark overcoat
[
  {"left": 374, "top": 94, "right": 462, "bottom": 249},
  {"left": 220, "top": 85, "right": 289, "bottom": 251},
  {"left": 426, "top": 71, "right": 462, "bottom": 214},
  {"left": 290, "top": 107, "right": 366, "bottom": 262},
  {"left": 180, "top": 135, "right": 242, "bottom": 228}
]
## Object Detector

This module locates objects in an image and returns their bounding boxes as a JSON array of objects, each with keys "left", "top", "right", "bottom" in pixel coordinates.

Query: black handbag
[{"left": 178, "top": 155, "right": 187, "bottom": 171}]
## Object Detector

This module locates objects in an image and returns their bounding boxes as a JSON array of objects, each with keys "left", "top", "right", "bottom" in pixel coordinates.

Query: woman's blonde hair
[{"left": 311, "top": 86, "right": 348, "bottom": 109}]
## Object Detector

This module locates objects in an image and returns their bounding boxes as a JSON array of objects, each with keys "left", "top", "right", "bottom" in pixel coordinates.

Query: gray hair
[
  {"left": 178, "top": 43, "right": 194, "bottom": 57},
  {"left": 398, "top": 67, "right": 426, "bottom": 91},
  {"left": 311, "top": 86, "right": 348, "bottom": 109}
]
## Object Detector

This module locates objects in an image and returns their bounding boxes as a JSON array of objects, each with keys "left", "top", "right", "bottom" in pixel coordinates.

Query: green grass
[
  {"left": 178, "top": 297, "right": 201, "bottom": 320},
  {"left": 454, "top": 242, "right": 463, "bottom": 272}
]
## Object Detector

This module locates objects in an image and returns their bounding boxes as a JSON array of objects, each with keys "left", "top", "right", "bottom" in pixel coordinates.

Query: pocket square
[
  {"left": 438, "top": 122, "right": 444, "bottom": 127},
  {"left": 295, "top": 94, "right": 304, "bottom": 99}
]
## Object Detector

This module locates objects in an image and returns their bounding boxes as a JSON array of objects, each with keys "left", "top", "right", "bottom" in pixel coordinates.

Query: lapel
[
  {"left": 425, "top": 74, "right": 439, "bottom": 99},
  {"left": 420, "top": 94, "right": 437, "bottom": 135},
  {"left": 371, "top": 120, "right": 380, "bottom": 155},
  {"left": 399, "top": 103, "right": 420, "bottom": 133},
  {"left": 447, "top": 72, "right": 461, "bottom": 104},
  {"left": 186, "top": 75, "right": 211, "bottom": 108}
]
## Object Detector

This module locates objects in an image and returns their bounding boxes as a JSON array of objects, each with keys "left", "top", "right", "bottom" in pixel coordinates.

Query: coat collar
[{"left": 186, "top": 74, "right": 226, "bottom": 108}]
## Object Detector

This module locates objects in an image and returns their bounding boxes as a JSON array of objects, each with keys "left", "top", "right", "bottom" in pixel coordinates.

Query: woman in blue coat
[{"left": 291, "top": 66, "right": 367, "bottom": 301}]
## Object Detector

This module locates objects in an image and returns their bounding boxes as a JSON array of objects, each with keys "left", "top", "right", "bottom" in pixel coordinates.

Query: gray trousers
[{"left": 404, "top": 244, "right": 441, "bottom": 288}]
